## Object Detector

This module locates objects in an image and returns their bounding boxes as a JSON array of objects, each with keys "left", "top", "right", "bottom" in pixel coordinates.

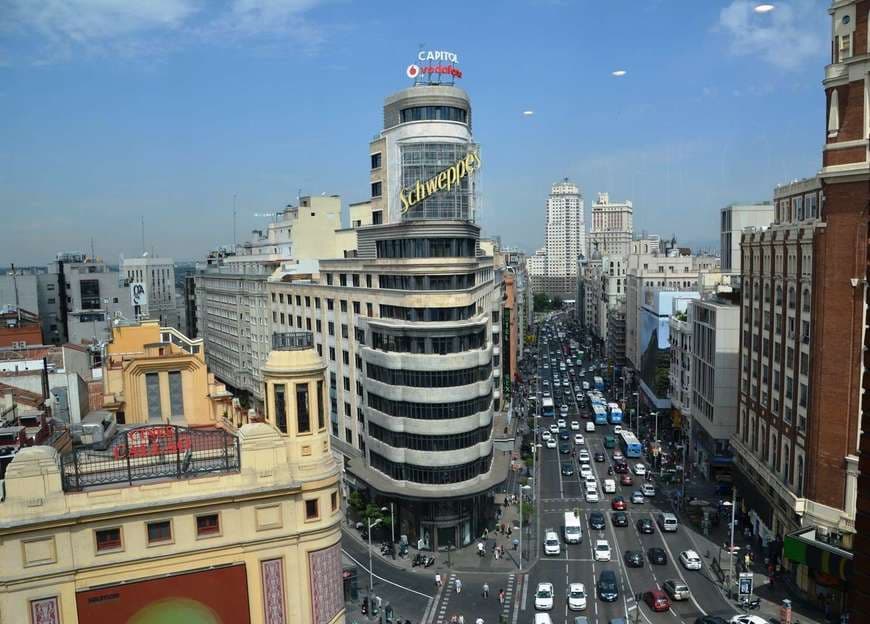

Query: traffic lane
[{"left": 340, "top": 531, "right": 435, "bottom": 598}]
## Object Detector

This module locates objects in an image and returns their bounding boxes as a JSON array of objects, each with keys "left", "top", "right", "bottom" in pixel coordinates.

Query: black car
[
  {"left": 559, "top": 430, "right": 570, "bottom": 440},
  {"left": 559, "top": 442, "right": 571, "bottom": 454},
  {"left": 611, "top": 511, "right": 628, "bottom": 527},
  {"left": 561, "top": 463, "right": 575, "bottom": 476},
  {"left": 597, "top": 570, "right": 619, "bottom": 602},
  {"left": 624, "top": 549, "right": 644, "bottom": 567},
  {"left": 594, "top": 452, "right": 605, "bottom": 462},
  {"left": 636, "top": 518, "right": 654, "bottom": 534},
  {"left": 648, "top": 547, "right": 667, "bottom": 565},
  {"left": 589, "top": 512, "right": 606, "bottom": 530},
  {"left": 693, "top": 618, "right": 727, "bottom": 624}
]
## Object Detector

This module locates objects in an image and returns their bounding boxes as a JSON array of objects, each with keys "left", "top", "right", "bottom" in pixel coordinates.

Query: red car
[
  {"left": 620, "top": 473, "right": 634, "bottom": 486},
  {"left": 611, "top": 496, "right": 626, "bottom": 511},
  {"left": 643, "top": 589, "right": 671, "bottom": 612}
]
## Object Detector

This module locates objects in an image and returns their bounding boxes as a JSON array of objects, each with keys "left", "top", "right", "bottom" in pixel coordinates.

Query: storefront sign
[{"left": 399, "top": 151, "right": 480, "bottom": 214}]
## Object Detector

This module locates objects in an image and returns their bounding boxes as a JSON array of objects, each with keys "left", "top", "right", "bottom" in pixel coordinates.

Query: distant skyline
[{"left": 1, "top": 1, "right": 827, "bottom": 264}]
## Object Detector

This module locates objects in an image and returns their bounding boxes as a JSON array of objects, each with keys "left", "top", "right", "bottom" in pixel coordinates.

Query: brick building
[{"left": 0, "top": 308, "right": 43, "bottom": 349}]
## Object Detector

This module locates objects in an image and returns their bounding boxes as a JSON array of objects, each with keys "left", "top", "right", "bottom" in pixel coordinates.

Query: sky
[{"left": 0, "top": 0, "right": 829, "bottom": 264}]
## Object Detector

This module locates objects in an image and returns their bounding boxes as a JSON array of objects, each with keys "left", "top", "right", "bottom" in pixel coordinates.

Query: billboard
[
  {"left": 639, "top": 291, "right": 699, "bottom": 401},
  {"left": 76, "top": 564, "right": 251, "bottom": 624}
]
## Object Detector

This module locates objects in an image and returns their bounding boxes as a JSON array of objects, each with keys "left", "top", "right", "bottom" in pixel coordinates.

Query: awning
[{"left": 784, "top": 527, "right": 853, "bottom": 582}]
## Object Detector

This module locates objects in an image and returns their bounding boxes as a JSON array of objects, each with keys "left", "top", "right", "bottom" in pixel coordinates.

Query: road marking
[
  {"left": 650, "top": 514, "right": 708, "bottom": 616},
  {"left": 512, "top": 575, "right": 525, "bottom": 624},
  {"left": 340, "top": 548, "right": 432, "bottom": 600},
  {"left": 520, "top": 573, "right": 529, "bottom": 611}
]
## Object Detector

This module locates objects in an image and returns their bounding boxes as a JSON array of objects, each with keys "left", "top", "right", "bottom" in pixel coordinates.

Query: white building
[
  {"left": 123, "top": 256, "right": 178, "bottom": 327},
  {"left": 589, "top": 192, "right": 633, "bottom": 258},
  {"left": 720, "top": 203, "right": 774, "bottom": 274},
  {"left": 528, "top": 179, "right": 584, "bottom": 297}
]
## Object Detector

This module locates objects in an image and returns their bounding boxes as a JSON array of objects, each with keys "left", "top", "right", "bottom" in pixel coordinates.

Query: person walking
[
  {"left": 482, "top": 582, "right": 489, "bottom": 598},
  {"left": 498, "top": 589, "right": 505, "bottom": 606},
  {"left": 435, "top": 573, "right": 442, "bottom": 588},
  {"left": 455, "top": 578, "right": 462, "bottom": 594}
]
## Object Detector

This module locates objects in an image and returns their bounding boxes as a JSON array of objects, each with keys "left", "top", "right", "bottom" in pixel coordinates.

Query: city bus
[
  {"left": 592, "top": 404, "right": 608, "bottom": 425},
  {"left": 542, "top": 397, "right": 555, "bottom": 418},
  {"left": 607, "top": 403, "right": 623, "bottom": 425},
  {"left": 593, "top": 376, "right": 605, "bottom": 391},
  {"left": 618, "top": 430, "right": 643, "bottom": 458}
]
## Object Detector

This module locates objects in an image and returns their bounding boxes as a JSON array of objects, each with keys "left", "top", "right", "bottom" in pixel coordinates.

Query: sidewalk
[{"left": 661, "top": 476, "right": 829, "bottom": 624}]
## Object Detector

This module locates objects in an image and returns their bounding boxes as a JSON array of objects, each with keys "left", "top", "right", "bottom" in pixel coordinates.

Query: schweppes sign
[{"left": 400, "top": 151, "right": 481, "bottom": 214}]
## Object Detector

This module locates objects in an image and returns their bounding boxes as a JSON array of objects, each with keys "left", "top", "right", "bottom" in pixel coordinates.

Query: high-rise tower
[{"left": 527, "top": 178, "right": 585, "bottom": 297}]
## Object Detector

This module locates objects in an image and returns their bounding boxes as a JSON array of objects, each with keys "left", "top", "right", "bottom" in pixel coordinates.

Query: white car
[
  {"left": 679, "top": 550, "right": 703, "bottom": 570},
  {"left": 585, "top": 421, "right": 595, "bottom": 432},
  {"left": 544, "top": 531, "right": 561, "bottom": 556},
  {"left": 585, "top": 489, "right": 599, "bottom": 503},
  {"left": 546, "top": 438, "right": 557, "bottom": 449},
  {"left": 549, "top": 424, "right": 559, "bottom": 434},
  {"left": 535, "top": 582, "right": 554, "bottom": 610},
  {"left": 579, "top": 464, "right": 592, "bottom": 479},
  {"left": 613, "top": 425, "right": 622, "bottom": 434},
  {"left": 542, "top": 390, "right": 551, "bottom": 397},
  {"left": 641, "top": 483, "right": 656, "bottom": 497},
  {"left": 560, "top": 405, "right": 569, "bottom": 415},
  {"left": 541, "top": 430, "right": 552, "bottom": 440},
  {"left": 567, "top": 583, "right": 587, "bottom": 610},
  {"left": 594, "top": 540, "right": 611, "bottom": 562},
  {"left": 570, "top": 421, "right": 580, "bottom": 431},
  {"left": 630, "top": 491, "right": 645, "bottom": 504},
  {"left": 556, "top": 419, "right": 567, "bottom": 429},
  {"left": 574, "top": 433, "right": 585, "bottom": 445},
  {"left": 728, "top": 616, "right": 770, "bottom": 624},
  {"left": 578, "top": 449, "right": 590, "bottom": 462},
  {"left": 634, "top": 463, "right": 647, "bottom": 476}
]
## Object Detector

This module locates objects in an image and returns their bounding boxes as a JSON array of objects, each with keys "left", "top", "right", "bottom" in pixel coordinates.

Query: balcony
[
  {"left": 272, "top": 331, "right": 313, "bottom": 350},
  {"left": 825, "top": 63, "right": 848, "bottom": 82}
]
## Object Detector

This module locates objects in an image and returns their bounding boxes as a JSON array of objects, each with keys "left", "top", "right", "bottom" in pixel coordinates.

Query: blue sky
[{"left": 1, "top": 0, "right": 829, "bottom": 264}]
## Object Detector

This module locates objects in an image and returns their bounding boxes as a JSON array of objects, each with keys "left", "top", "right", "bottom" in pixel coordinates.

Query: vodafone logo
[{"left": 406, "top": 64, "right": 420, "bottom": 79}]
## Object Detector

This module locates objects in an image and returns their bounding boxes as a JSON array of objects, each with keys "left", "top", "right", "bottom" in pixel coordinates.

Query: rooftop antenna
[
  {"left": 90, "top": 236, "right": 95, "bottom": 260},
  {"left": 233, "top": 194, "right": 238, "bottom": 250},
  {"left": 10, "top": 263, "right": 20, "bottom": 321},
  {"left": 140, "top": 215, "right": 145, "bottom": 254}
]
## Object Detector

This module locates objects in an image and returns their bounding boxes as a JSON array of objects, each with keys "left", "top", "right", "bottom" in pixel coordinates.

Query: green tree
[
  {"left": 533, "top": 293, "right": 551, "bottom": 311},
  {"left": 348, "top": 490, "right": 366, "bottom": 513},
  {"left": 361, "top": 503, "right": 392, "bottom": 531},
  {"left": 520, "top": 501, "right": 535, "bottom": 524},
  {"left": 552, "top": 296, "right": 563, "bottom": 309}
]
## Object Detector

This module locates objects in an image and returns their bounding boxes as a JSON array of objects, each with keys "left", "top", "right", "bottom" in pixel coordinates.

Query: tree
[
  {"left": 348, "top": 490, "right": 366, "bottom": 513},
  {"left": 552, "top": 296, "right": 563, "bottom": 309},
  {"left": 533, "top": 293, "right": 550, "bottom": 311},
  {"left": 520, "top": 501, "right": 535, "bottom": 524},
  {"left": 361, "top": 503, "right": 392, "bottom": 530}
]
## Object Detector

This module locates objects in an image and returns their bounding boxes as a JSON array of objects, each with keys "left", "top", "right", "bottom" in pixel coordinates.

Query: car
[
  {"left": 631, "top": 491, "right": 645, "bottom": 504},
  {"left": 544, "top": 531, "right": 561, "bottom": 556},
  {"left": 634, "top": 463, "right": 647, "bottom": 476},
  {"left": 603, "top": 478, "right": 616, "bottom": 493},
  {"left": 557, "top": 418, "right": 567, "bottom": 429},
  {"left": 611, "top": 511, "right": 628, "bottom": 527},
  {"left": 727, "top": 617, "right": 769, "bottom": 624},
  {"left": 589, "top": 512, "right": 606, "bottom": 530},
  {"left": 680, "top": 550, "right": 703, "bottom": 570},
  {"left": 574, "top": 433, "right": 585, "bottom": 445},
  {"left": 662, "top": 579, "right": 690, "bottom": 601},
  {"left": 594, "top": 452, "right": 605, "bottom": 462},
  {"left": 561, "top": 463, "right": 575, "bottom": 476},
  {"left": 624, "top": 549, "right": 644, "bottom": 567},
  {"left": 594, "top": 540, "right": 612, "bottom": 561},
  {"left": 584, "top": 473, "right": 596, "bottom": 486},
  {"left": 585, "top": 489, "right": 599, "bottom": 503},
  {"left": 620, "top": 473, "right": 634, "bottom": 486},
  {"left": 612, "top": 450, "right": 624, "bottom": 461},
  {"left": 611, "top": 497, "right": 626, "bottom": 511},
  {"left": 570, "top": 421, "right": 580, "bottom": 431},
  {"left": 533, "top": 614, "right": 554, "bottom": 624},
  {"left": 580, "top": 464, "right": 592, "bottom": 479},
  {"left": 535, "top": 582, "right": 554, "bottom": 610},
  {"left": 596, "top": 570, "right": 619, "bottom": 602},
  {"left": 542, "top": 390, "right": 551, "bottom": 397},
  {"left": 585, "top": 421, "right": 595, "bottom": 432},
  {"left": 559, "top": 430, "right": 570, "bottom": 440},
  {"left": 578, "top": 449, "right": 590, "bottom": 462},
  {"left": 643, "top": 589, "right": 670, "bottom": 612},
  {"left": 647, "top": 547, "right": 667, "bottom": 565},
  {"left": 641, "top": 483, "right": 656, "bottom": 497},
  {"left": 549, "top": 424, "right": 559, "bottom": 434},
  {"left": 613, "top": 425, "right": 622, "bottom": 434},
  {"left": 693, "top": 618, "right": 727, "bottom": 624},
  {"left": 567, "top": 582, "right": 587, "bottom": 611},
  {"left": 560, "top": 405, "right": 569, "bottom": 415},
  {"left": 541, "top": 430, "right": 552, "bottom": 440},
  {"left": 559, "top": 442, "right": 571, "bottom": 454},
  {"left": 636, "top": 518, "right": 654, "bottom": 534},
  {"left": 546, "top": 438, "right": 557, "bottom": 449}
]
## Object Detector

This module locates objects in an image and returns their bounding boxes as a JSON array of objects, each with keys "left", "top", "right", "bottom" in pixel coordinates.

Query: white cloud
[{"left": 716, "top": 0, "right": 825, "bottom": 70}]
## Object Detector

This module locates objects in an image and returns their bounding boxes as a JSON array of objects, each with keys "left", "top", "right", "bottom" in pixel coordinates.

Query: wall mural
[{"left": 309, "top": 542, "right": 343, "bottom": 624}]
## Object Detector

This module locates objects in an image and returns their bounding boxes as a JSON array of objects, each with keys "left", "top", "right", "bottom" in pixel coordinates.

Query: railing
[
  {"left": 60, "top": 425, "right": 240, "bottom": 491},
  {"left": 272, "top": 331, "right": 314, "bottom": 350}
]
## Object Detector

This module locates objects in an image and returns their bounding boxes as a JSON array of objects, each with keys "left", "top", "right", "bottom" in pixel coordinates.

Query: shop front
[{"left": 784, "top": 526, "right": 853, "bottom": 616}]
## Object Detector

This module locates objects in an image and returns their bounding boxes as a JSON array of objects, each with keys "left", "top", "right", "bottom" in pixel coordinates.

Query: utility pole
[{"left": 10, "top": 263, "right": 20, "bottom": 322}]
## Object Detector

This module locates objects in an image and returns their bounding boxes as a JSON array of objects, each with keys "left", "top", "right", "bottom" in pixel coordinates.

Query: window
[
  {"left": 315, "top": 297, "right": 321, "bottom": 309},
  {"left": 329, "top": 347, "right": 336, "bottom": 361},
  {"left": 340, "top": 300, "right": 347, "bottom": 313},
  {"left": 296, "top": 383, "right": 310, "bottom": 433},
  {"left": 196, "top": 513, "right": 220, "bottom": 537},
  {"left": 47, "top": 297, "right": 56, "bottom": 304},
  {"left": 326, "top": 274, "right": 333, "bottom": 286},
  {"left": 341, "top": 324, "right": 348, "bottom": 339},
  {"left": 331, "top": 491, "right": 338, "bottom": 511},
  {"left": 317, "top": 380, "right": 325, "bottom": 429},
  {"left": 95, "top": 527, "right": 122, "bottom": 552},
  {"left": 80, "top": 279, "right": 101, "bottom": 309},
  {"left": 352, "top": 274, "right": 360, "bottom": 287},
  {"left": 275, "top": 384, "right": 287, "bottom": 434},
  {"left": 353, "top": 301, "right": 360, "bottom": 314},
  {"left": 168, "top": 371, "right": 184, "bottom": 419},
  {"left": 146, "top": 520, "right": 172, "bottom": 544},
  {"left": 371, "top": 181, "right": 383, "bottom": 197},
  {"left": 328, "top": 322, "right": 335, "bottom": 336},
  {"left": 327, "top": 298, "right": 334, "bottom": 310},
  {"left": 371, "top": 153, "right": 382, "bottom": 169},
  {"left": 366, "top": 274, "right": 372, "bottom": 288},
  {"left": 342, "top": 350, "right": 350, "bottom": 365},
  {"left": 838, "top": 33, "right": 851, "bottom": 62}
]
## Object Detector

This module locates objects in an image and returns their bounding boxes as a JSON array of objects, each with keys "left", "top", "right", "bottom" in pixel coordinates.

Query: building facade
[
  {"left": 720, "top": 203, "right": 775, "bottom": 274},
  {"left": 588, "top": 192, "right": 633, "bottom": 258},
  {"left": 527, "top": 179, "right": 585, "bottom": 298},
  {"left": 0, "top": 333, "right": 344, "bottom": 624},
  {"left": 123, "top": 256, "right": 178, "bottom": 328}
]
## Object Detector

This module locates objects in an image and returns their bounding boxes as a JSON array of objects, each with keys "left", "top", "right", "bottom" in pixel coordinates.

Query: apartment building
[
  {"left": 668, "top": 310, "right": 692, "bottom": 440},
  {"left": 527, "top": 179, "right": 585, "bottom": 298},
  {"left": 123, "top": 256, "right": 178, "bottom": 327},
  {"left": 589, "top": 192, "right": 633, "bottom": 257},
  {"left": 720, "top": 203, "right": 775, "bottom": 274}
]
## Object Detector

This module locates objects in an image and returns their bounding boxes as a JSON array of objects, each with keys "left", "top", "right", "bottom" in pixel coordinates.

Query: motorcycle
[
  {"left": 737, "top": 596, "right": 761, "bottom": 610},
  {"left": 411, "top": 553, "right": 424, "bottom": 567},
  {"left": 398, "top": 543, "right": 408, "bottom": 558},
  {"left": 423, "top": 555, "right": 435, "bottom": 567},
  {"left": 607, "top": 466, "right": 614, "bottom": 476}
]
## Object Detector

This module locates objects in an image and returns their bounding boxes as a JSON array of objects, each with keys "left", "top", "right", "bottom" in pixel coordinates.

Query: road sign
[{"left": 738, "top": 572, "right": 753, "bottom": 596}]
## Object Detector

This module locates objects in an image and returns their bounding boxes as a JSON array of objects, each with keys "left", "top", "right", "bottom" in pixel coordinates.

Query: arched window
[
  {"left": 775, "top": 285, "right": 783, "bottom": 306},
  {"left": 764, "top": 283, "right": 771, "bottom": 303},
  {"left": 828, "top": 88, "right": 840, "bottom": 137},
  {"left": 783, "top": 444, "right": 791, "bottom": 483},
  {"left": 797, "top": 456, "right": 805, "bottom": 496},
  {"left": 802, "top": 288, "right": 811, "bottom": 312},
  {"left": 788, "top": 287, "right": 796, "bottom": 309}
]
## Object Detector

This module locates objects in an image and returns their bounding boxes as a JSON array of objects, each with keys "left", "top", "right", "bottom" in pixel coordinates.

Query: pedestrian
[
  {"left": 435, "top": 573, "right": 442, "bottom": 588},
  {"left": 507, "top": 525, "right": 512, "bottom": 537},
  {"left": 477, "top": 542, "right": 485, "bottom": 557},
  {"left": 459, "top": 616, "right": 465, "bottom": 624},
  {"left": 476, "top": 618, "right": 484, "bottom": 624},
  {"left": 498, "top": 589, "right": 505, "bottom": 605},
  {"left": 455, "top": 578, "right": 462, "bottom": 594},
  {"left": 513, "top": 538, "right": 519, "bottom": 551},
  {"left": 482, "top": 582, "right": 489, "bottom": 598}
]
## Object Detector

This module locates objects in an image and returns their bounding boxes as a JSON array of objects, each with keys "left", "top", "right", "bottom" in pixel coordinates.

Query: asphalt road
[{"left": 526, "top": 315, "right": 738, "bottom": 624}]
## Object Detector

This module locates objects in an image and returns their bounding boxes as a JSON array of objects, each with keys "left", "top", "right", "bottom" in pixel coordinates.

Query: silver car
[{"left": 661, "top": 579, "right": 690, "bottom": 601}]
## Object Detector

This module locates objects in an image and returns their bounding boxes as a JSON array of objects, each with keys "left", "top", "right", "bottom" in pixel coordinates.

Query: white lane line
[
  {"left": 521, "top": 572, "right": 529, "bottom": 611},
  {"left": 340, "top": 549, "right": 432, "bottom": 600},
  {"left": 512, "top": 575, "right": 524, "bottom": 624},
  {"left": 420, "top": 597, "right": 435, "bottom": 624},
  {"left": 650, "top": 514, "right": 708, "bottom": 617}
]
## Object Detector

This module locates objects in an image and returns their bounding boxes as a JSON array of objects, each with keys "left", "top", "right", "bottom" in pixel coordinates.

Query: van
[
  {"left": 563, "top": 512, "right": 583, "bottom": 544},
  {"left": 658, "top": 512, "right": 679, "bottom": 532},
  {"left": 604, "top": 435, "right": 616, "bottom": 449},
  {"left": 603, "top": 478, "right": 616, "bottom": 494}
]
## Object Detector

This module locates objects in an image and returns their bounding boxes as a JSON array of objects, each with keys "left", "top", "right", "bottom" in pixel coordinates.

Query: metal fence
[
  {"left": 272, "top": 331, "right": 313, "bottom": 351},
  {"left": 60, "top": 425, "right": 240, "bottom": 491}
]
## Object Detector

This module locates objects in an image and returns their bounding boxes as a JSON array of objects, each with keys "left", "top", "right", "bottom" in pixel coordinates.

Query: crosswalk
[{"left": 425, "top": 573, "right": 521, "bottom": 624}]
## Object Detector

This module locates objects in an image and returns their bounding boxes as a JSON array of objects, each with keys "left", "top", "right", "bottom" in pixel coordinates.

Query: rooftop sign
[
  {"left": 400, "top": 150, "right": 480, "bottom": 214},
  {"left": 406, "top": 49, "right": 462, "bottom": 84}
]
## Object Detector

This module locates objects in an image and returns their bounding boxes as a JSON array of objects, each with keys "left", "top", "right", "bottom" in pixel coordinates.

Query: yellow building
[
  {"left": 102, "top": 321, "right": 238, "bottom": 427},
  {"left": 0, "top": 330, "right": 344, "bottom": 624}
]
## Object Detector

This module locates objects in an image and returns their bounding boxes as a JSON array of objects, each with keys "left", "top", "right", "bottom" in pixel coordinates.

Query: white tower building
[{"left": 589, "top": 192, "right": 633, "bottom": 257}]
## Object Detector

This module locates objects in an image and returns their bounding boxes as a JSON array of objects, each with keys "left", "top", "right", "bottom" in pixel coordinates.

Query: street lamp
[
  {"left": 385, "top": 504, "right": 395, "bottom": 545},
  {"left": 632, "top": 392, "right": 639, "bottom": 435},
  {"left": 722, "top": 488, "right": 737, "bottom": 598},
  {"left": 519, "top": 484, "right": 532, "bottom": 569},
  {"left": 367, "top": 517, "right": 383, "bottom": 595}
]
